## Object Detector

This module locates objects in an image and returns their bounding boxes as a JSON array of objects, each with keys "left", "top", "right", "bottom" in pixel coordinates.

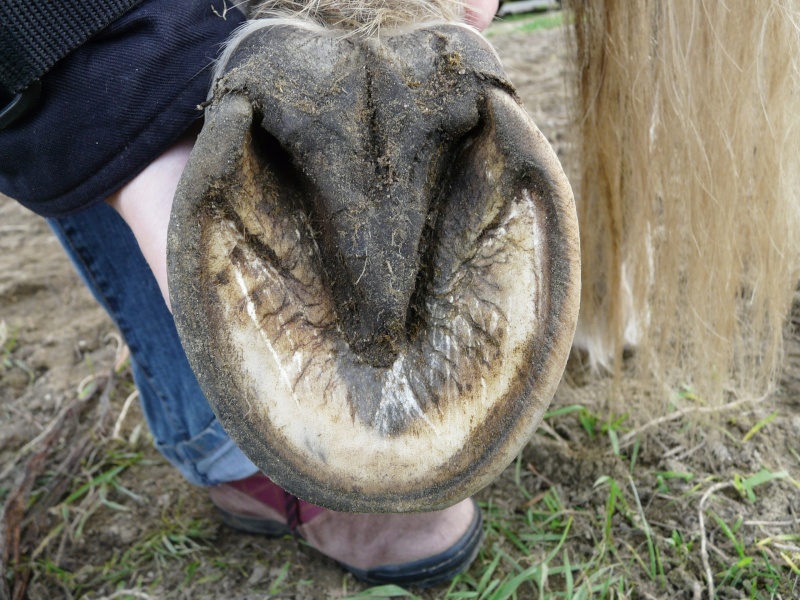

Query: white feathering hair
[
  {"left": 250, "top": 0, "right": 466, "bottom": 36},
  {"left": 212, "top": 0, "right": 474, "bottom": 84}
]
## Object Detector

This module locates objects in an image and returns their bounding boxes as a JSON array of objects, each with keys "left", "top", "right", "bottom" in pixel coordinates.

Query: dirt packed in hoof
[{"left": 2, "top": 16, "right": 799, "bottom": 600}]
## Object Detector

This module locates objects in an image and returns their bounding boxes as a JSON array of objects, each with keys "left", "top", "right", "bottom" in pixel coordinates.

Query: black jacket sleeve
[
  {"left": 0, "top": 0, "right": 143, "bottom": 95},
  {"left": 0, "top": 0, "right": 247, "bottom": 217}
]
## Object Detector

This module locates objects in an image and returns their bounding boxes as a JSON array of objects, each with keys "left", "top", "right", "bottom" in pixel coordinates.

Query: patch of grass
[
  {"left": 666, "top": 529, "right": 694, "bottom": 563},
  {"left": 485, "top": 11, "right": 565, "bottom": 38},
  {"left": 0, "top": 320, "right": 35, "bottom": 385},
  {"left": 742, "top": 411, "right": 778, "bottom": 443},
  {"left": 570, "top": 407, "right": 630, "bottom": 457},
  {"left": 36, "top": 447, "right": 149, "bottom": 547},
  {"left": 513, "top": 12, "right": 564, "bottom": 34},
  {"left": 132, "top": 515, "right": 217, "bottom": 565},
  {"left": 705, "top": 511, "right": 792, "bottom": 598},
  {"left": 543, "top": 404, "right": 631, "bottom": 457},
  {"left": 0, "top": 319, "right": 14, "bottom": 359},
  {"left": 267, "top": 560, "right": 292, "bottom": 595},
  {"left": 694, "top": 468, "right": 800, "bottom": 599},
  {"left": 628, "top": 477, "right": 665, "bottom": 586},
  {"left": 655, "top": 471, "right": 695, "bottom": 495},
  {"left": 61, "top": 510, "right": 219, "bottom": 594},
  {"left": 733, "top": 468, "right": 792, "bottom": 503},
  {"left": 17, "top": 435, "right": 160, "bottom": 593},
  {"left": 14, "top": 376, "right": 800, "bottom": 599}
]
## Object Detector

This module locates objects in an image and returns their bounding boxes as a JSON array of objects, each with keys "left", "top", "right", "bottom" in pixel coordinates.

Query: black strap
[
  {"left": 0, "top": 0, "right": 143, "bottom": 95},
  {"left": 284, "top": 492, "right": 301, "bottom": 535}
]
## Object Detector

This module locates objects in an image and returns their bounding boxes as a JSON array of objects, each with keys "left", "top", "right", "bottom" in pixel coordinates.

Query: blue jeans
[{"left": 49, "top": 202, "right": 259, "bottom": 486}]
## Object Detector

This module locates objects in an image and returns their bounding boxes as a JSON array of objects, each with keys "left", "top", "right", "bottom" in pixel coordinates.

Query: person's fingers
[{"left": 464, "top": 0, "right": 499, "bottom": 31}]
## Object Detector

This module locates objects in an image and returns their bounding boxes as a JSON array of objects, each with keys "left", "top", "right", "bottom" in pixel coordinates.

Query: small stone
[{"left": 247, "top": 563, "right": 268, "bottom": 585}]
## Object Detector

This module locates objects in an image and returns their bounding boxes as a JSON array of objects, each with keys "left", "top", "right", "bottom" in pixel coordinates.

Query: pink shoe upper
[
  {"left": 209, "top": 472, "right": 480, "bottom": 574},
  {"left": 211, "top": 472, "right": 326, "bottom": 528}
]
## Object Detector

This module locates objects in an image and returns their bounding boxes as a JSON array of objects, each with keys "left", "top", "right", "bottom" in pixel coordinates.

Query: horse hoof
[{"left": 167, "top": 23, "right": 580, "bottom": 512}]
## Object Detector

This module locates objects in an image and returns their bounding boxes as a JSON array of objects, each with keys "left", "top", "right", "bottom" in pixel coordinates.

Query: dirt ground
[{"left": 2, "top": 18, "right": 799, "bottom": 600}]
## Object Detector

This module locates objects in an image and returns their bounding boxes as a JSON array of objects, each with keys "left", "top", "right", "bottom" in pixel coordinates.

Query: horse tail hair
[{"left": 566, "top": 0, "right": 800, "bottom": 415}]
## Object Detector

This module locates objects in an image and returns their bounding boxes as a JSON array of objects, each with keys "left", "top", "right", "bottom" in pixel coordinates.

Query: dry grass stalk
[
  {"left": 565, "top": 0, "right": 800, "bottom": 416},
  {"left": 1, "top": 411, "right": 66, "bottom": 600},
  {"left": 699, "top": 481, "right": 735, "bottom": 599},
  {"left": 0, "top": 370, "right": 117, "bottom": 599}
]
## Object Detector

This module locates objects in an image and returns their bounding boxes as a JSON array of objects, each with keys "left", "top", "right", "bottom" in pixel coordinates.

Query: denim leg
[{"left": 49, "top": 202, "right": 258, "bottom": 486}]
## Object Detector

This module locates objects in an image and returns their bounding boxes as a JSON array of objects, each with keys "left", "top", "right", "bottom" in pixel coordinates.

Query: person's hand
[
  {"left": 465, "top": 0, "right": 499, "bottom": 31},
  {"left": 106, "top": 130, "right": 195, "bottom": 310}
]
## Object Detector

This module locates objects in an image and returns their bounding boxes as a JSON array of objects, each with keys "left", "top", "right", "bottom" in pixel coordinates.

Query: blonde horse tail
[{"left": 566, "top": 0, "right": 800, "bottom": 415}]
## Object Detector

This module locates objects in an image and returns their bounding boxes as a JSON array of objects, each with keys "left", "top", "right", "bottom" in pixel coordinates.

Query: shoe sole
[
  {"left": 340, "top": 499, "right": 485, "bottom": 588},
  {"left": 216, "top": 499, "right": 484, "bottom": 588}
]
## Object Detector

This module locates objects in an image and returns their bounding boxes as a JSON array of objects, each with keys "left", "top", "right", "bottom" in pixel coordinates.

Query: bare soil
[{"left": 2, "top": 21, "right": 798, "bottom": 600}]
